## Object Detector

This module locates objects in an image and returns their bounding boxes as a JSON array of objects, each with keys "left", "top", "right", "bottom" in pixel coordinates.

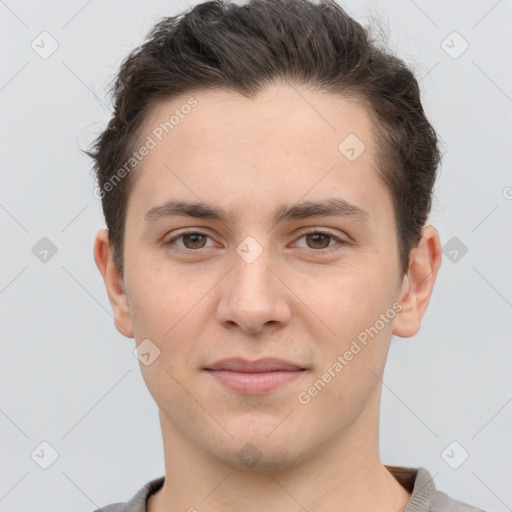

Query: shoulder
[
  {"left": 409, "top": 467, "right": 486, "bottom": 512},
  {"left": 429, "top": 486, "right": 486, "bottom": 512},
  {"left": 92, "top": 504, "right": 125, "bottom": 512},
  {"left": 91, "top": 476, "right": 165, "bottom": 512}
]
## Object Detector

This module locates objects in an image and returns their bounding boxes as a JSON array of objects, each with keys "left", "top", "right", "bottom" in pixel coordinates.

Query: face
[{"left": 100, "top": 82, "right": 416, "bottom": 470}]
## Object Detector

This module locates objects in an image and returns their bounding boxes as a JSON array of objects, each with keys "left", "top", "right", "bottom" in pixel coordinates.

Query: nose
[{"left": 216, "top": 247, "right": 292, "bottom": 334}]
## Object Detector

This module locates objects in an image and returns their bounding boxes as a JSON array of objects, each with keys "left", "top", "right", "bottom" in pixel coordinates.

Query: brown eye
[
  {"left": 181, "top": 233, "right": 208, "bottom": 249},
  {"left": 305, "top": 233, "right": 333, "bottom": 249}
]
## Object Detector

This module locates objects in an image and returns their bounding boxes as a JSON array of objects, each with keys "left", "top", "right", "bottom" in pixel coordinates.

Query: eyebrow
[{"left": 144, "top": 198, "right": 369, "bottom": 225}]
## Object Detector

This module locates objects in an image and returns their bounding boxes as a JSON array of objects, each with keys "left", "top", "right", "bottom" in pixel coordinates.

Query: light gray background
[{"left": 1, "top": 0, "right": 511, "bottom": 510}]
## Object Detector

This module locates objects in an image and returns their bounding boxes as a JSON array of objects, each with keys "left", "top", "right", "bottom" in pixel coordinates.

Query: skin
[{"left": 94, "top": 81, "right": 442, "bottom": 512}]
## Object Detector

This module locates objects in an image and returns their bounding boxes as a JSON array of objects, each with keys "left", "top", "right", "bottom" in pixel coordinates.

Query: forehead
[
  {"left": 129, "top": 82, "right": 388, "bottom": 222},
  {"left": 140, "top": 82, "right": 376, "bottom": 156}
]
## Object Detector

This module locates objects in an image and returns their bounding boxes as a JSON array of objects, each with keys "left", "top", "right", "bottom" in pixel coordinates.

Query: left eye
[
  {"left": 294, "top": 232, "right": 342, "bottom": 250},
  {"left": 168, "top": 232, "right": 214, "bottom": 250}
]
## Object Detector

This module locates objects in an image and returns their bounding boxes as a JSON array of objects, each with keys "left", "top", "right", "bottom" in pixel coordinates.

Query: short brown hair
[{"left": 86, "top": 0, "right": 441, "bottom": 276}]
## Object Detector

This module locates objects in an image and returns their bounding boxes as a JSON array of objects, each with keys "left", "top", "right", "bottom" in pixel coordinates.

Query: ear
[
  {"left": 392, "top": 225, "right": 442, "bottom": 338},
  {"left": 93, "top": 229, "right": 134, "bottom": 338}
]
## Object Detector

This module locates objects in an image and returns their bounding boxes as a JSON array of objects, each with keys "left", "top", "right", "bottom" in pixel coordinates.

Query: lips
[
  {"left": 204, "top": 358, "right": 306, "bottom": 394},
  {"left": 205, "top": 358, "right": 304, "bottom": 372}
]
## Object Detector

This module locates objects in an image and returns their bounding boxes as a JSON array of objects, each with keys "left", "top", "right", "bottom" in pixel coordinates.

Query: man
[{"left": 89, "top": 0, "right": 484, "bottom": 510}]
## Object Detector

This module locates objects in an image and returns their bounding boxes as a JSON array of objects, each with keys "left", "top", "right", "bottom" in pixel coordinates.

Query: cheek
[
  {"left": 293, "top": 260, "right": 396, "bottom": 343},
  {"left": 126, "top": 261, "right": 215, "bottom": 378},
  {"left": 320, "top": 267, "right": 398, "bottom": 402},
  {"left": 126, "top": 260, "right": 206, "bottom": 340},
  {"left": 298, "top": 261, "right": 398, "bottom": 405},
  {"left": 128, "top": 271, "right": 202, "bottom": 411},
  {"left": 297, "top": 317, "right": 393, "bottom": 434}
]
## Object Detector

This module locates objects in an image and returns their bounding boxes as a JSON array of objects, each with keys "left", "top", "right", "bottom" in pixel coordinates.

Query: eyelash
[{"left": 165, "top": 229, "right": 348, "bottom": 254}]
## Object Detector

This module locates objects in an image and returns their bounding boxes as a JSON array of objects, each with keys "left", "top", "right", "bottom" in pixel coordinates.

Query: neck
[{"left": 148, "top": 412, "right": 411, "bottom": 512}]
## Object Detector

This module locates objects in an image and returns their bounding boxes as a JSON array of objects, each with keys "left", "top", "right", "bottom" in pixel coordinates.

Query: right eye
[{"left": 166, "top": 231, "right": 216, "bottom": 251}]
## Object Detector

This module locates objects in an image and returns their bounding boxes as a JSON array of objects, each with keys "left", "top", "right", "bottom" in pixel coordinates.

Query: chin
[
  {"left": 219, "top": 444, "right": 304, "bottom": 472},
  {"left": 202, "top": 425, "right": 312, "bottom": 472}
]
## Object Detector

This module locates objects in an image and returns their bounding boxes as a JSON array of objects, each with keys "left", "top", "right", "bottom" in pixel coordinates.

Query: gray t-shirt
[{"left": 93, "top": 466, "right": 485, "bottom": 512}]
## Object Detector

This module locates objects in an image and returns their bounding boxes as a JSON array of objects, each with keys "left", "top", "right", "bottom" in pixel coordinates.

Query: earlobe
[
  {"left": 93, "top": 229, "right": 134, "bottom": 339},
  {"left": 392, "top": 225, "right": 442, "bottom": 338}
]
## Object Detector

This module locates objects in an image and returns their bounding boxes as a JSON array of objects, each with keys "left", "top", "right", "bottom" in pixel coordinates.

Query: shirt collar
[{"left": 121, "top": 466, "right": 437, "bottom": 512}]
